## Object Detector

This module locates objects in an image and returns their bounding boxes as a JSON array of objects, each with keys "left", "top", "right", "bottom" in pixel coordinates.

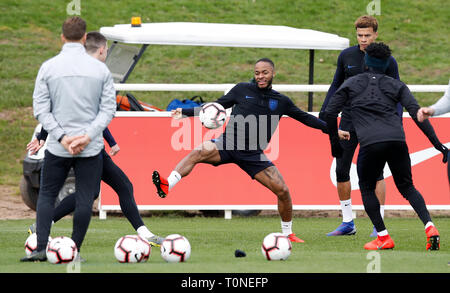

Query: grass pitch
[{"left": 0, "top": 216, "right": 449, "bottom": 274}]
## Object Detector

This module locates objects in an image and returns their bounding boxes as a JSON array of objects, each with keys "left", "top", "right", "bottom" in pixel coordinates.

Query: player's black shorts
[
  {"left": 357, "top": 141, "right": 411, "bottom": 195},
  {"left": 212, "top": 138, "right": 274, "bottom": 179},
  {"left": 336, "top": 131, "right": 384, "bottom": 182}
]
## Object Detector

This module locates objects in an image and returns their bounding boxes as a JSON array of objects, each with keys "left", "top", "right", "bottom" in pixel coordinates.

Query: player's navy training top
[
  {"left": 324, "top": 68, "right": 441, "bottom": 148},
  {"left": 182, "top": 81, "right": 327, "bottom": 151},
  {"left": 319, "top": 45, "right": 401, "bottom": 131}
]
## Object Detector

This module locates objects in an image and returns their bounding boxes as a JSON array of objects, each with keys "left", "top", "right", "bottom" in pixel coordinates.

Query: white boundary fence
[
  {"left": 114, "top": 83, "right": 448, "bottom": 94},
  {"left": 100, "top": 83, "right": 449, "bottom": 219}
]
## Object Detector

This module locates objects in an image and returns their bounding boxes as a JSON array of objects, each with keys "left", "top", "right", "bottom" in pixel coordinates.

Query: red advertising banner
[{"left": 99, "top": 113, "right": 449, "bottom": 214}]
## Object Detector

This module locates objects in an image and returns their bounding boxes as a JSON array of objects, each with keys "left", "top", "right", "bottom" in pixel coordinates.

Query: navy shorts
[{"left": 212, "top": 139, "right": 274, "bottom": 179}]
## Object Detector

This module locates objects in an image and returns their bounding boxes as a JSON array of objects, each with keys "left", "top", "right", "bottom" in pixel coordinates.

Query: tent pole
[{"left": 308, "top": 49, "right": 315, "bottom": 111}]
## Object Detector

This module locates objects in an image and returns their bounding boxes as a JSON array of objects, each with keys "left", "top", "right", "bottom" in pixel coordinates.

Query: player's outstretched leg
[
  {"left": 397, "top": 186, "right": 440, "bottom": 250},
  {"left": 152, "top": 141, "right": 221, "bottom": 198},
  {"left": 254, "top": 166, "right": 304, "bottom": 243},
  {"left": 100, "top": 152, "right": 165, "bottom": 247},
  {"left": 387, "top": 143, "right": 440, "bottom": 251},
  {"left": 404, "top": 189, "right": 440, "bottom": 251}
]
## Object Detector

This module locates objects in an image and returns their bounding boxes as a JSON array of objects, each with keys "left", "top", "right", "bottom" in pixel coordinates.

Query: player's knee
[
  {"left": 336, "top": 173, "right": 350, "bottom": 183},
  {"left": 335, "top": 153, "right": 353, "bottom": 182},
  {"left": 121, "top": 178, "right": 134, "bottom": 194},
  {"left": 359, "top": 180, "right": 377, "bottom": 193},
  {"left": 192, "top": 143, "right": 216, "bottom": 162},
  {"left": 275, "top": 185, "right": 290, "bottom": 200},
  {"left": 360, "top": 188, "right": 375, "bottom": 199},
  {"left": 188, "top": 148, "right": 205, "bottom": 162},
  {"left": 335, "top": 167, "right": 350, "bottom": 182}
]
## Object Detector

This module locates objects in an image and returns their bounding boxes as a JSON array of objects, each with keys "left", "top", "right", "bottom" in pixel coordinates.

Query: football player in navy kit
[
  {"left": 323, "top": 42, "right": 447, "bottom": 250},
  {"left": 319, "top": 15, "right": 401, "bottom": 237},
  {"left": 152, "top": 58, "right": 348, "bottom": 243}
]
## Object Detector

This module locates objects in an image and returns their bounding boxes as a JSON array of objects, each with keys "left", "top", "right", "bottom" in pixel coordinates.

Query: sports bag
[
  {"left": 117, "top": 93, "right": 163, "bottom": 111},
  {"left": 166, "top": 95, "right": 204, "bottom": 111}
]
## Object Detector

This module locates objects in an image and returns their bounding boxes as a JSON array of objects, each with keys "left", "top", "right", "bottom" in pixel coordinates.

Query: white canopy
[{"left": 100, "top": 22, "right": 349, "bottom": 50}]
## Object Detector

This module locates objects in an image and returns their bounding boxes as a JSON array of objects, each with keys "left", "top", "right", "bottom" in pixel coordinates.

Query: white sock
[
  {"left": 380, "top": 205, "right": 385, "bottom": 219},
  {"left": 377, "top": 229, "right": 388, "bottom": 237},
  {"left": 281, "top": 221, "right": 293, "bottom": 236},
  {"left": 168, "top": 171, "right": 182, "bottom": 191},
  {"left": 136, "top": 226, "right": 154, "bottom": 239},
  {"left": 425, "top": 221, "right": 434, "bottom": 230},
  {"left": 340, "top": 199, "right": 353, "bottom": 223}
]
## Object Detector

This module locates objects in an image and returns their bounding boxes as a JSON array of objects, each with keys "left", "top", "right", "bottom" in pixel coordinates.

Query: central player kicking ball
[{"left": 152, "top": 58, "right": 344, "bottom": 243}]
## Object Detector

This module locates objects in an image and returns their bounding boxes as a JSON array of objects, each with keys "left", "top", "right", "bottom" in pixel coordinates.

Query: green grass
[
  {"left": 0, "top": 107, "right": 35, "bottom": 187},
  {"left": 1, "top": 0, "right": 448, "bottom": 112},
  {"left": 1, "top": 216, "right": 449, "bottom": 273}
]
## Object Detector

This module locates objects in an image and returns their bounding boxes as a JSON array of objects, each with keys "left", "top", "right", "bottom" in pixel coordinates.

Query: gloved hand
[{"left": 435, "top": 144, "right": 449, "bottom": 163}]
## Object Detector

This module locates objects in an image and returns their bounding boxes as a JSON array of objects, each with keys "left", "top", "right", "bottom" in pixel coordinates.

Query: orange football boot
[
  {"left": 288, "top": 233, "right": 305, "bottom": 243},
  {"left": 425, "top": 226, "right": 440, "bottom": 251},
  {"left": 152, "top": 171, "right": 169, "bottom": 198},
  {"left": 364, "top": 235, "right": 395, "bottom": 250}
]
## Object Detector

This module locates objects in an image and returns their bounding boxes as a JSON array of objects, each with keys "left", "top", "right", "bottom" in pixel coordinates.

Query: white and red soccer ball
[
  {"left": 160, "top": 234, "right": 191, "bottom": 263},
  {"left": 24, "top": 233, "right": 52, "bottom": 257},
  {"left": 199, "top": 102, "right": 226, "bottom": 129},
  {"left": 261, "top": 232, "right": 292, "bottom": 261},
  {"left": 114, "top": 235, "right": 151, "bottom": 263},
  {"left": 46, "top": 236, "right": 78, "bottom": 264}
]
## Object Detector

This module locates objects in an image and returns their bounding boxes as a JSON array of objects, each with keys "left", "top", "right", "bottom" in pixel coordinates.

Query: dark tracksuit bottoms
[
  {"left": 36, "top": 150, "right": 102, "bottom": 251},
  {"left": 357, "top": 142, "right": 431, "bottom": 232},
  {"left": 52, "top": 149, "right": 144, "bottom": 231}
]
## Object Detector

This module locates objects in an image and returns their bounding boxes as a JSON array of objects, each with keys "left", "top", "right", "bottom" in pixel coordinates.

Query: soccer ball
[
  {"left": 137, "top": 236, "right": 151, "bottom": 262},
  {"left": 46, "top": 236, "right": 78, "bottom": 264},
  {"left": 199, "top": 102, "right": 226, "bottom": 129},
  {"left": 24, "top": 233, "right": 52, "bottom": 257},
  {"left": 160, "top": 234, "right": 191, "bottom": 263},
  {"left": 261, "top": 233, "right": 292, "bottom": 261},
  {"left": 114, "top": 235, "right": 150, "bottom": 263}
]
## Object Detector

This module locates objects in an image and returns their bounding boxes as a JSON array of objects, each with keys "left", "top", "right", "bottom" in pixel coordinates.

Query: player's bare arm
[
  {"left": 417, "top": 107, "right": 435, "bottom": 122},
  {"left": 26, "top": 138, "right": 45, "bottom": 155},
  {"left": 171, "top": 108, "right": 183, "bottom": 119}
]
